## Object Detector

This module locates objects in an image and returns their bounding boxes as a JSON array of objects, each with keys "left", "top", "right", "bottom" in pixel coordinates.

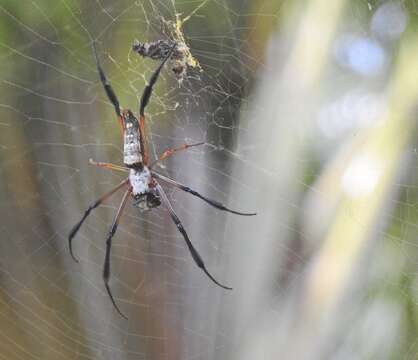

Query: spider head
[{"left": 133, "top": 189, "right": 161, "bottom": 211}]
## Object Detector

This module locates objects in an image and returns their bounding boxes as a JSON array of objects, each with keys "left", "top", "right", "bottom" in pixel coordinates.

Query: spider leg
[
  {"left": 155, "top": 183, "right": 232, "bottom": 290},
  {"left": 153, "top": 172, "right": 256, "bottom": 216},
  {"left": 92, "top": 42, "right": 124, "bottom": 130},
  {"left": 68, "top": 179, "right": 128, "bottom": 262},
  {"left": 149, "top": 142, "right": 205, "bottom": 168},
  {"left": 139, "top": 43, "right": 176, "bottom": 116},
  {"left": 89, "top": 158, "right": 129, "bottom": 173},
  {"left": 138, "top": 44, "right": 176, "bottom": 166},
  {"left": 103, "top": 189, "right": 131, "bottom": 320}
]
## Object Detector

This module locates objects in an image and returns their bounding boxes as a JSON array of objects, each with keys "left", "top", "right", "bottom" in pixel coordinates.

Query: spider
[{"left": 68, "top": 42, "right": 256, "bottom": 319}]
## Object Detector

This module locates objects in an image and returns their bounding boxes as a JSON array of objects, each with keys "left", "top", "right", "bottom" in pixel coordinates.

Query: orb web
[{"left": 0, "top": 0, "right": 417, "bottom": 359}]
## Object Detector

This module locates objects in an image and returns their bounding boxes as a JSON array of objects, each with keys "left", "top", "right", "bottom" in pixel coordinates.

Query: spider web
[{"left": 0, "top": 0, "right": 417, "bottom": 359}]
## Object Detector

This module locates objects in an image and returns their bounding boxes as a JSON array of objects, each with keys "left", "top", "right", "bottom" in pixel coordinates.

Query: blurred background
[{"left": 0, "top": 0, "right": 417, "bottom": 359}]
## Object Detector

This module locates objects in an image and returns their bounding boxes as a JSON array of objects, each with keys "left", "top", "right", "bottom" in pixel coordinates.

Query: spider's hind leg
[
  {"left": 152, "top": 172, "right": 256, "bottom": 216},
  {"left": 68, "top": 179, "right": 128, "bottom": 262},
  {"left": 103, "top": 189, "right": 131, "bottom": 319},
  {"left": 155, "top": 182, "right": 233, "bottom": 290}
]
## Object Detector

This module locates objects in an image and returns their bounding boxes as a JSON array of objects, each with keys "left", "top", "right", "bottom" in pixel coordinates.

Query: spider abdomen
[
  {"left": 122, "top": 110, "right": 142, "bottom": 166},
  {"left": 124, "top": 138, "right": 141, "bottom": 165}
]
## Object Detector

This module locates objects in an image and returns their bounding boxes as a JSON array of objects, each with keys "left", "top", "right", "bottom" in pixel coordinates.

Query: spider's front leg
[
  {"left": 139, "top": 43, "right": 176, "bottom": 117},
  {"left": 137, "top": 43, "right": 176, "bottom": 166},
  {"left": 92, "top": 42, "right": 121, "bottom": 117},
  {"left": 92, "top": 42, "right": 124, "bottom": 133}
]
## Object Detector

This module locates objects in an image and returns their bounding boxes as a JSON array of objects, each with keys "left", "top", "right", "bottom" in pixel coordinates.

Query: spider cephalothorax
[{"left": 68, "top": 42, "right": 256, "bottom": 319}]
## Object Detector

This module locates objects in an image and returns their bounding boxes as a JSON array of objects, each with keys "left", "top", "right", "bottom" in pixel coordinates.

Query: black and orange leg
[
  {"left": 92, "top": 42, "right": 124, "bottom": 134},
  {"left": 138, "top": 43, "right": 176, "bottom": 165},
  {"left": 138, "top": 43, "right": 176, "bottom": 117},
  {"left": 89, "top": 159, "right": 129, "bottom": 173},
  {"left": 152, "top": 172, "right": 256, "bottom": 216},
  {"left": 93, "top": 42, "right": 121, "bottom": 116},
  {"left": 149, "top": 142, "right": 204, "bottom": 168},
  {"left": 103, "top": 189, "right": 131, "bottom": 319},
  {"left": 155, "top": 183, "right": 232, "bottom": 290},
  {"left": 68, "top": 179, "right": 128, "bottom": 262}
]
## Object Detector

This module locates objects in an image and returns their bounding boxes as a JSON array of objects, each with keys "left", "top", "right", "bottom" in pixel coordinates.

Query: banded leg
[
  {"left": 153, "top": 172, "right": 256, "bottom": 216},
  {"left": 103, "top": 189, "right": 131, "bottom": 319},
  {"left": 138, "top": 44, "right": 176, "bottom": 165},
  {"left": 89, "top": 159, "right": 129, "bottom": 173},
  {"left": 149, "top": 142, "right": 204, "bottom": 168},
  {"left": 139, "top": 43, "right": 176, "bottom": 116},
  {"left": 68, "top": 179, "right": 128, "bottom": 262},
  {"left": 92, "top": 42, "right": 124, "bottom": 132},
  {"left": 156, "top": 183, "right": 232, "bottom": 290},
  {"left": 93, "top": 42, "right": 121, "bottom": 117}
]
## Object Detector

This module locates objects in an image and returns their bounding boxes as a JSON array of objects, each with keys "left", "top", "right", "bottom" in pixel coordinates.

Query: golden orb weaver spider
[{"left": 68, "top": 42, "right": 256, "bottom": 319}]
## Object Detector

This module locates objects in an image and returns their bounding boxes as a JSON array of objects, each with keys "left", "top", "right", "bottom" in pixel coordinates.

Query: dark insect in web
[
  {"left": 68, "top": 42, "right": 256, "bottom": 319},
  {"left": 132, "top": 39, "right": 176, "bottom": 61},
  {"left": 132, "top": 38, "right": 198, "bottom": 82},
  {"left": 132, "top": 10, "right": 205, "bottom": 82}
]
